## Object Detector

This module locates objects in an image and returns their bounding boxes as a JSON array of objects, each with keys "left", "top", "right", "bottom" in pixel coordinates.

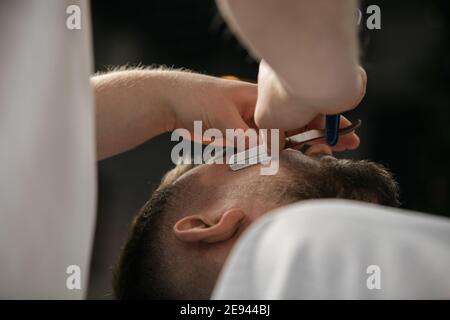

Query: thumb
[{"left": 223, "top": 110, "right": 260, "bottom": 150}]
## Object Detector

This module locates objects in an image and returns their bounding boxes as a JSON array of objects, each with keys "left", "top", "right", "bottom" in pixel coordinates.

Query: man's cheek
[{"left": 260, "top": 158, "right": 279, "bottom": 176}]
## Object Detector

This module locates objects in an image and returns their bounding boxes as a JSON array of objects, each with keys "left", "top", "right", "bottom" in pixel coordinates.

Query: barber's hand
[
  {"left": 254, "top": 60, "right": 367, "bottom": 150},
  {"left": 94, "top": 69, "right": 257, "bottom": 160},
  {"left": 167, "top": 72, "right": 257, "bottom": 145}
]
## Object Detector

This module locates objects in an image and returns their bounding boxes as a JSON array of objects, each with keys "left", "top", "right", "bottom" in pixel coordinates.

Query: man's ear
[{"left": 173, "top": 209, "right": 245, "bottom": 243}]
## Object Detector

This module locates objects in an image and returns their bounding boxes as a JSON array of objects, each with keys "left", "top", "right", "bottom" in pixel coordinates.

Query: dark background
[{"left": 88, "top": 0, "right": 450, "bottom": 299}]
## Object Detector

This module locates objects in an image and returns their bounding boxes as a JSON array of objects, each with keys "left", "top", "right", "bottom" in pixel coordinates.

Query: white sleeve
[
  {"left": 212, "top": 200, "right": 450, "bottom": 299},
  {"left": 0, "top": 0, "right": 96, "bottom": 299}
]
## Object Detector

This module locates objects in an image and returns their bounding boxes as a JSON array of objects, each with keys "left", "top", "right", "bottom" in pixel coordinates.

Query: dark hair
[
  {"left": 299, "top": 158, "right": 401, "bottom": 207},
  {"left": 113, "top": 164, "right": 195, "bottom": 299}
]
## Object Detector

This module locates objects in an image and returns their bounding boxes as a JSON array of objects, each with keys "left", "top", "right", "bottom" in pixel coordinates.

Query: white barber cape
[
  {"left": 0, "top": 1, "right": 96, "bottom": 298},
  {"left": 213, "top": 200, "right": 450, "bottom": 299}
]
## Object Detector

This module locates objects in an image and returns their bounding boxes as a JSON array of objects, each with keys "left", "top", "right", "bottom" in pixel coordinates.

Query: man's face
[
  {"left": 116, "top": 146, "right": 399, "bottom": 299},
  {"left": 167, "top": 147, "right": 399, "bottom": 298},
  {"left": 176, "top": 147, "right": 334, "bottom": 222},
  {"left": 175, "top": 145, "right": 398, "bottom": 224}
]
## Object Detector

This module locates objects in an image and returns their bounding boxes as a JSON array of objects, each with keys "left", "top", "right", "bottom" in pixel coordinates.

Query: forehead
[
  {"left": 173, "top": 149, "right": 312, "bottom": 187},
  {"left": 174, "top": 163, "right": 253, "bottom": 188}
]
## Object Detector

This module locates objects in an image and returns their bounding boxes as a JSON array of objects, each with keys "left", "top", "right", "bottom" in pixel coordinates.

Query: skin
[
  {"left": 93, "top": 69, "right": 360, "bottom": 160},
  {"left": 217, "top": 0, "right": 367, "bottom": 146},
  {"left": 172, "top": 147, "right": 334, "bottom": 242},
  {"left": 93, "top": 1, "right": 367, "bottom": 158},
  {"left": 93, "top": 69, "right": 257, "bottom": 160}
]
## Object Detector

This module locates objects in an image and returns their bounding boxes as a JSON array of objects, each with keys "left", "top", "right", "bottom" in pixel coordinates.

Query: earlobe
[{"left": 173, "top": 209, "right": 246, "bottom": 243}]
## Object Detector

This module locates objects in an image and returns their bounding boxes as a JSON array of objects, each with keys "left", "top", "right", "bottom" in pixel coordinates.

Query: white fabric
[
  {"left": 0, "top": 0, "right": 96, "bottom": 298},
  {"left": 213, "top": 200, "right": 450, "bottom": 299}
]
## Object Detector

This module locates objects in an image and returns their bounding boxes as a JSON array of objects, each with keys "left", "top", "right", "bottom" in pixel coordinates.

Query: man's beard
[{"left": 280, "top": 155, "right": 400, "bottom": 207}]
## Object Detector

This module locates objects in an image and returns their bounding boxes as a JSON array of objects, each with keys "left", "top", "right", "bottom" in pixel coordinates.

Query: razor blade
[{"left": 229, "top": 120, "right": 362, "bottom": 172}]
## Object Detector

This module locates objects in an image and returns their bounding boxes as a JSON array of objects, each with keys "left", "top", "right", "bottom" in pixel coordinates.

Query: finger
[
  {"left": 287, "top": 115, "right": 360, "bottom": 152},
  {"left": 293, "top": 132, "right": 359, "bottom": 153},
  {"left": 355, "top": 66, "right": 368, "bottom": 107},
  {"left": 234, "top": 81, "right": 258, "bottom": 120},
  {"left": 221, "top": 110, "right": 261, "bottom": 150},
  {"left": 329, "top": 133, "right": 360, "bottom": 152},
  {"left": 307, "top": 114, "right": 326, "bottom": 129},
  {"left": 260, "top": 128, "right": 285, "bottom": 154},
  {"left": 330, "top": 116, "right": 360, "bottom": 151},
  {"left": 245, "top": 116, "right": 259, "bottom": 130},
  {"left": 221, "top": 76, "right": 258, "bottom": 125},
  {"left": 284, "top": 115, "right": 325, "bottom": 137}
]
